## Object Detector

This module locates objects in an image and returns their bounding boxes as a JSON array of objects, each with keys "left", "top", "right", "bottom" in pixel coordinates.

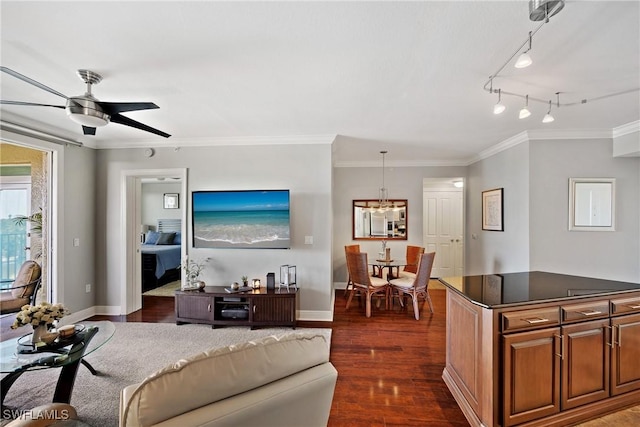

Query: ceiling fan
[{"left": 0, "top": 66, "right": 170, "bottom": 138}]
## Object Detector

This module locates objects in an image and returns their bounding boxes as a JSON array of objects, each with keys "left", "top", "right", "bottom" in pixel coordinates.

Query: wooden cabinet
[
  {"left": 561, "top": 319, "right": 610, "bottom": 410},
  {"left": 175, "top": 287, "right": 297, "bottom": 329},
  {"left": 611, "top": 312, "right": 640, "bottom": 396},
  {"left": 442, "top": 288, "right": 640, "bottom": 427},
  {"left": 502, "top": 327, "right": 561, "bottom": 426}
]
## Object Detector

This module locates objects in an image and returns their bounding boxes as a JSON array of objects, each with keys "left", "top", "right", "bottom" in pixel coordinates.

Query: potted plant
[{"left": 241, "top": 276, "right": 249, "bottom": 287}]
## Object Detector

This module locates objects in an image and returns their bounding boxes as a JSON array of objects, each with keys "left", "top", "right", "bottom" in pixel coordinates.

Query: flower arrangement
[
  {"left": 181, "top": 256, "right": 210, "bottom": 284},
  {"left": 11, "top": 302, "right": 68, "bottom": 329}
]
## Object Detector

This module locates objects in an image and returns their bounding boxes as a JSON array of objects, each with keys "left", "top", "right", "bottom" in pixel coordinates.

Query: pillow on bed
[
  {"left": 173, "top": 232, "right": 181, "bottom": 245},
  {"left": 145, "top": 231, "right": 160, "bottom": 245},
  {"left": 156, "top": 232, "right": 176, "bottom": 245}
]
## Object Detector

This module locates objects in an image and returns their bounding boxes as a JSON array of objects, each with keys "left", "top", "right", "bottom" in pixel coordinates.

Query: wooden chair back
[
  {"left": 404, "top": 246, "right": 425, "bottom": 274},
  {"left": 413, "top": 252, "right": 436, "bottom": 291},
  {"left": 344, "top": 244, "right": 360, "bottom": 254},
  {"left": 346, "top": 252, "right": 373, "bottom": 288}
]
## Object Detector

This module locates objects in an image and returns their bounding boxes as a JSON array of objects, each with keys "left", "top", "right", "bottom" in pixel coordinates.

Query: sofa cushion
[{"left": 122, "top": 332, "right": 330, "bottom": 427}]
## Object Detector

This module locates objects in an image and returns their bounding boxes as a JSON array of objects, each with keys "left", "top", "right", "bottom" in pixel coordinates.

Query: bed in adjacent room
[{"left": 141, "top": 219, "right": 182, "bottom": 292}]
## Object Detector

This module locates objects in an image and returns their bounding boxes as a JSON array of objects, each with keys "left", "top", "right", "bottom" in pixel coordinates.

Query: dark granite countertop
[{"left": 438, "top": 271, "right": 640, "bottom": 309}]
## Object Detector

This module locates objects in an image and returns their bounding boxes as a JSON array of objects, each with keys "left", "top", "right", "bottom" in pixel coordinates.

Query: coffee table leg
[{"left": 52, "top": 361, "right": 82, "bottom": 403}]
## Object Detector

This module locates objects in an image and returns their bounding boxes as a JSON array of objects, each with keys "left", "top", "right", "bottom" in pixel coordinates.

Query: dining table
[{"left": 368, "top": 257, "right": 408, "bottom": 280}]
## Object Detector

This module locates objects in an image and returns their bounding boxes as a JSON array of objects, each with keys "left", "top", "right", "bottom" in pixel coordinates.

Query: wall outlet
[
  {"left": 85, "top": 284, "right": 91, "bottom": 293},
  {"left": 304, "top": 236, "right": 313, "bottom": 245},
  {"left": 73, "top": 238, "right": 80, "bottom": 247}
]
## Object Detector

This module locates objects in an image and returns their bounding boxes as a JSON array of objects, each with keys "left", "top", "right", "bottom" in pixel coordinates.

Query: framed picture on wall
[
  {"left": 482, "top": 188, "right": 503, "bottom": 231},
  {"left": 163, "top": 193, "right": 179, "bottom": 209}
]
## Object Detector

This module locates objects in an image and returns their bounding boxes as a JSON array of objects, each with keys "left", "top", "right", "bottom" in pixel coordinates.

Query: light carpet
[
  {"left": 142, "top": 280, "right": 181, "bottom": 297},
  {"left": 1, "top": 322, "right": 331, "bottom": 427}
]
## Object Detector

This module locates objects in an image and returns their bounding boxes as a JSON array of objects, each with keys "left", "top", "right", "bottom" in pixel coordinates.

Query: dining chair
[
  {"left": 344, "top": 244, "right": 361, "bottom": 298},
  {"left": 345, "top": 252, "right": 389, "bottom": 318},
  {"left": 389, "top": 252, "right": 435, "bottom": 320},
  {"left": 398, "top": 245, "right": 425, "bottom": 279},
  {"left": 0, "top": 260, "right": 42, "bottom": 315}
]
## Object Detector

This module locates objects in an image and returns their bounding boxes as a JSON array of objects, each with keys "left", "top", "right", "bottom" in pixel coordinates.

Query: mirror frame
[
  {"left": 568, "top": 178, "right": 616, "bottom": 231},
  {"left": 352, "top": 199, "right": 408, "bottom": 241}
]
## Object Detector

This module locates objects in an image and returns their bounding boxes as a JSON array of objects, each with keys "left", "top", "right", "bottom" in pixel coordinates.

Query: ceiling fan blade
[
  {"left": 1, "top": 100, "right": 65, "bottom": 108},
  {"left": 82, "top": 126, "right": 97, "bottom": 135},
  {"left": 1, "top": 66, "right": 69, "bottom": 100},
  {"left": 110, "top": 113, "right": 171, "bottom": 138},
  {"left": 97, "top": 101, "right": 159, "bottom": 115}
]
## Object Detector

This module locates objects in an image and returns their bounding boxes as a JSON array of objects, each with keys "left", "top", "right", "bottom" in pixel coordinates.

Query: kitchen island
[{"left": 439, "top": 271, "right": 640, "bottom": 427}]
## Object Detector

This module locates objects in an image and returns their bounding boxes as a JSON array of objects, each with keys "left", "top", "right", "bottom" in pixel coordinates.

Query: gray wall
[
  {"left": 332, "top": 165, "right": 467, "bottom": 284},
  {"left": 95, "top": 144, "right": 334, "bottom": 319},
  {"left": 466, "top": 142, "right": 530, "bottom": 275},
  {"left": 529, "top": 138, "right": 640, "bottom": 282}
]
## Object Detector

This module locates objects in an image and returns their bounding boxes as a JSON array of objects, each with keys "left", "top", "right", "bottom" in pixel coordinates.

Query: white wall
[
  {"left": 95, "top": 143, "right": 333, "bottom": 319},
  {"left": 466, "top": 142, "right": 530, "bottom": 275},
  {"left": 529, "top": 138, "right": 640, "bottom": 282},
  {"left": 332, "top": 165, "right": 467, "bottom": 285},
  {"left": 141, "top": 182, "right": 181, "bottom": 229}
]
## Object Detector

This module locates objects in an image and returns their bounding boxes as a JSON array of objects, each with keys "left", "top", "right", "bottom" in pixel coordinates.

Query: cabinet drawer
[
  {"left": 502, "top": 307, "right": 560, "bottom": 332},
  {"left": 562, "top": 300, "right": 609, "bottom": 323},
  {"left": 611, "top": 296, "right": 640, "bottom": 316}
]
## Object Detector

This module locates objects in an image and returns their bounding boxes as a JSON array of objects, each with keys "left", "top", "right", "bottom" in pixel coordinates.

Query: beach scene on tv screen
[{"left": 193, "top": 190, "right": 290, "bottom": 249}]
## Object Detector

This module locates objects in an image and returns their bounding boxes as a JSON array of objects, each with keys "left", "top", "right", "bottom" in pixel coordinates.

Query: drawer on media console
[{"left": 221, "top": 307, "right": 249, "bottom": 320}]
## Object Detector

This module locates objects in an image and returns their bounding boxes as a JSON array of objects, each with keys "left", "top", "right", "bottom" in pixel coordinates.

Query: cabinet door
[
  {"left": 252, "top": 296, "right": 295, "bottom": 324},
  {"left": 611, "top": 313, "right": 640, "bottom": 396},
  {"left": 503, "top": 327, "right": 561, "bottom": 427},
  {"left": 176, "top": 294, "right": 213, "bottom": 322},
  {"left": 561, "top": 319, "right": 610, "bottom": 410}
]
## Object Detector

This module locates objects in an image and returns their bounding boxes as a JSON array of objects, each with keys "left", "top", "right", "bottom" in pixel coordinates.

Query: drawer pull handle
[
  {"left": 523, "top": 317, "right": 549, "bottom": 324},
  {"left": 576, "top": 310, "right": 602, "bottom": 316},
  {"left": 207, "top": 304, "right": 211, "bottom": 312},
  {"left": 627, "top": 304, "right": 640, "bottom": 309}
]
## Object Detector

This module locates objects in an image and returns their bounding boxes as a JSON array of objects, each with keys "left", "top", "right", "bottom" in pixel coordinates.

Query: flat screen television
[{"left": 192, "top": 190, "right": 290, "bottom": 249}]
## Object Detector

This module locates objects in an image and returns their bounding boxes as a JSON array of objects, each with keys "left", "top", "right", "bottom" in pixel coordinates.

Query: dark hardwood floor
[{"left": 88, "top": 287, "right": 468, "bottom": 426}]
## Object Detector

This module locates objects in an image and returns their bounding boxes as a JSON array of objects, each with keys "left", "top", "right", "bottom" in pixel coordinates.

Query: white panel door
[{"left": 423, "top": 190, "right": 463, "bottom": 277}]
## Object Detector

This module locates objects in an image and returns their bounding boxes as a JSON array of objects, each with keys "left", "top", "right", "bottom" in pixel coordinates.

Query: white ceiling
[{"left": 1, "top": 1, "right": 638, "bottom": 166}]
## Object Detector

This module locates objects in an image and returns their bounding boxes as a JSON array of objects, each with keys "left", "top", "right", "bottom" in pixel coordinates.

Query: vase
[{"left": 31, "top": 324, "right": 48, "bottom": 344}]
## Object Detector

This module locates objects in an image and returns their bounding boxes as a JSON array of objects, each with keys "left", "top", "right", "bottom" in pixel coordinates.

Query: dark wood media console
[{"left": 175, "top": 286, "right": 297, "bottom": 329}]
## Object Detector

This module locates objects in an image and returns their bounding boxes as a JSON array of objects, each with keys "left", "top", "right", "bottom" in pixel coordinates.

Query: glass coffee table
[{"left": 0, "top": 321, "right": 115, "bottom": 410}]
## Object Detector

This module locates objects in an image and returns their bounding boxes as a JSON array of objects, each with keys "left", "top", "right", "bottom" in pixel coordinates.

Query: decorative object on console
[
  {"left": 266, "top": 272, "right": 275, "bottom": 290},
  {"left": 181, "top": 256, "right": 210, "bottom": 291},
  {"left": 241, "top": 276, "right": 248, "bottom": 287},
  {"left": 279, "top": 265, "right": 297, "bottom": 290},
  {"left": 252, "top": 278, "right": 261, "bottom": 289},
  {"left": 482, "top": 188, "right": 504, "bottom": 231}
]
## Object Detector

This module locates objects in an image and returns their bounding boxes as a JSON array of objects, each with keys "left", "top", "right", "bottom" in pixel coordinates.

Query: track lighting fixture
[
  {"left": 515, "top": 32, "right": 533, "bottom": 69},
  {"left": 542, "top": 100, "right": 555, "bottom": 123},
  {"left": 519, "top": 95, "right": 531, "bottom": 119},
  {"left": 484, "top": 0, "right": 638, "bottom": 123},
  {"left": 493, "top": 88, "right": 506, "bottom": 115}
]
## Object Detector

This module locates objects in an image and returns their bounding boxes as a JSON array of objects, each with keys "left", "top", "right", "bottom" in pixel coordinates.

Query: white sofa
[{"left": 119, "top": 332, "right": 337, "bottom": 427}]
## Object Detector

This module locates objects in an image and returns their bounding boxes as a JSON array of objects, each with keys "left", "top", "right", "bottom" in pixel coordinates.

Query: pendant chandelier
[{"left": 377, "top": 150, "right": 390, "bottom": 210}]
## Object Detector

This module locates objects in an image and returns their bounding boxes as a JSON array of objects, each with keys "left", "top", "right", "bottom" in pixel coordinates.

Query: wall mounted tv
[{"left": 192, "top": 190, "right": 290, "bottom": 249}]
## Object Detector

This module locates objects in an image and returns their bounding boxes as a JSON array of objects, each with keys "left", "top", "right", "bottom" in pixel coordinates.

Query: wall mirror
[
  {"left": 569, "top": 178, "right": 615, "bottom": 231},
  {"left": 352, "top": 199, "right": 407, "bottom": 240}
]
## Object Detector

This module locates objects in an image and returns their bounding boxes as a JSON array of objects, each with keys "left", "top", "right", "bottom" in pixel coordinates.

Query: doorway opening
[
  {"left": 423, "top": 177, "right": 465, "bottom": 278},
  {"left": 121, "top": 168, "right": 187, "bottom": 315},
  {"left": 0, "top": 143, "right": 51, "bottom": 304}
]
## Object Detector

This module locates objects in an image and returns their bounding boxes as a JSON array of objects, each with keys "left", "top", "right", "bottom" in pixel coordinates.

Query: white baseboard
[{"left": 297, "top": 310, "right": 333, "bottom": 322}]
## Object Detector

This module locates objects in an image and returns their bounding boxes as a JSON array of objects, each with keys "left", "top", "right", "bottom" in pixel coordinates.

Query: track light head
[
  {"left": 542, "top": 100, "right": 555, "bottom": 123},
  {"left": 493, "top": 88, "right": 506, "bottom": 114},
  {"left": 519, "top": 107, "right": 531, "bottom": 119},
  {"left": 515, "top": 52, "right": 533, "bottom": 68}
]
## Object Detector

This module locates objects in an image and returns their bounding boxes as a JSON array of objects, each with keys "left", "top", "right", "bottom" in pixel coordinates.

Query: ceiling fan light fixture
[{"left": 66, "top": 97, "right": 110, "bottom": 127}]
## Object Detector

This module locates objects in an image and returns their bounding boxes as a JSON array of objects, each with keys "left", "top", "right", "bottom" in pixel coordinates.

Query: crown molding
[
  {"left": 333, "top": 159, "right": 466, "bottom": 168},
  {"left": 94, "top": 134, "right": 337, "bottom": 150},
  {"left": 526, "top": 128, "right": 612, "bottom": 140},
  {"left": 612, "top": 120, "right": 640, "bottom": 138},
  {"left": 467, "top": 131, "right": 530, "bottom": 165}
]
